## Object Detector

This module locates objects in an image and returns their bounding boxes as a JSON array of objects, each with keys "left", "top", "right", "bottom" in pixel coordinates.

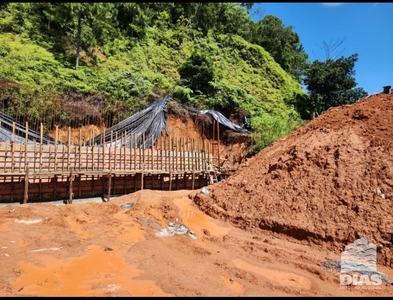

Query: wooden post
[
  {"left": 54, "top": 125, "right": 58, "bottom": 171},
  {"left": 142, "top": 133, "right": 145, "bottom": 170},
  {"left": 212, "top": 119, "right": 215, "bottom": 162},
  {"left": 139, "top": 134, "right": 142, "bottom": 170},
  {"left": 67, "top": 127, "right": 71, "bottom": 170},
  {"left": 78, "top": 128, "right": 82, "bottom": 171},
  {"left": 124, "top": 131, "right": 127, "bottom": 170},
  {"left": 175, "top": 137, "right": 178, "bottom": 171},
  {"left": 161, "top": 134, "right": 164, "bottom": 171},
  {"left": 187, "top": 137, "right": 191, "bottom": 171},
  {"left": 53, "top": 175, "right": 57, "bottom": 199},
  {"left": 141, "top": 163, "right": 144, "bottom": 190},
  {"left": 151, "top": 134, "right": 154, "bottom": 171},
  {"left": 114, "top": 131, "right": 118, "bottom": 170},
  {"left": 107, "top": 167, "right": 112, "bottom": 202},
  {"left": 180, "top": 138, "right": 184, "bottom": 171},
  {"left": 23, "top": 166, "right": 29, "bottom": 204},
  {"left": 192, "top": 164, "right": 195, "bottom": 190},
  {"left": 169, "top": 137, "right": 172, "bottom": 173},
  {"left": 78, "top": 175, "right": 81, "bottom": 197},
  {"left": 197, "top": 138, "right": 201, "bottom": 171},
  {"left": 34, "top": 138, "right": 37, "bottom": 173},
  {"left": 202, "top": 138, "right": 206, "bottom": 171},
  {"left": 69, "top": 167, "right": 74, "bottom": 204},
  {"left": 169, "top": 170, "right": 172, "bottom": 191},
  {"left": 11, "top": 122, "right": 15, "bottom": 172},
  {"left": 130, "top": 133, "right": 132, "bottom": 171},
  {"left": 134, "top": 133, "right": 137, "bottom": 170},
  {"left": 217, "top": 119, "right": 220, "bottom": 171},
  {"left": 12, "top": 121, "right": 15, "bottom": 143},
  {"left": 24, "top": 121, "right": 28, "bottom": 168},
  {"left": 91, "top": 143, "right": 95, "bottom": 171}
]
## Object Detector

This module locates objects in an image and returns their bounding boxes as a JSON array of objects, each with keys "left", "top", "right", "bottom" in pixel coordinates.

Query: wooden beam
[
  {"left": 23, "top": 166, "right": 29, "bottom": 204},
  {"left": 68, "top": 167, "right": 74, "bottom": 204},
  {"left": 107, "top": 168, "right": 112, "bottom": 202}
]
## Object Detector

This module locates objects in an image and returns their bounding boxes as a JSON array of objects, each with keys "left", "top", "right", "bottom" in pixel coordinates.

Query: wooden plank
[
  {"left": 24, "top": 122, "right": 28, "bottom": 170},
  {"left": 217, "top": 120, "right": 220, "bottom": 171},
  {"left": 202, "top": 138, "right": 206, "bottom": 170},
  {"left": 197, "top": 138, "right": 200, "bottom": 171},
  {"left": 124, "top": 131, "right": 127, "bottom": 170},
  {"left": 151, "top": 134, "right": 154, "bottom": 170},
  {"left": 23, "top": 166, "right": 29, "bottom": 204},
  {"left": 169, "top": 137, "right": 172, "bottom": 173},
  {"left": 161, "top": 133, "right": 164, "bottom": 171},
  {"left": 141, "top": 164, "right": 144, "bottom": 190},
  {"left": 54, "top": 126, "right": 58, "bottom": 171},
  {"left": 67, "top": 126, "right": 71, "bottom": 170},
  {"left": 12, "top": 121, "right": 15, "bottom": 143},
  {"left": 62, "top": 143, "right": 65, "bottom": 171},
  {"left": 187, "top": 137, "right": 191, "bottom": 171},
  {"left": 192, "top": 164, "right": 195, "bottom": 190},
  {"left": 79, "top": 128, "right": 82, "bottom": 171},
  {"left": 107, "top": 168, "right": 112, "bottom": 202},
  {"left": 179, "top": 138, "right": 183, "bottom": 171},
  {"left": 34, "top": 139, "right": 37, "bottom": 173},
  {"left": 169, "top": 170, "right": 172, "bottom": 191},
  {"left": 134, "top": 133, "right": 137, "bottom": 170},
  {"left": 207, "top": 141, "right": 211, "bottom": 167},
  {"left": 103, "top": 139, "right": 106, "bottom": 170},
  {"left": 142, "top": 133, "right": 145, "bottom": 170},
  {"left": 68, "top": 168, "right": 74, "bottom": 204},
  {"left": 91, "top": 144, "right": 94, "bottom": 171},
  {"left": 11, "top": 123, "right": 15, "bottom": 173},
  {"left": 114, "top": 131, "right": 118, "bottom": 170}
]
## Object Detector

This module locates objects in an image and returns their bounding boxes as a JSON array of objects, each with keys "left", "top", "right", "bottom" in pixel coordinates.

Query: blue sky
[{"left": 249, "top": 3, "right": 393, "bottom": 95}]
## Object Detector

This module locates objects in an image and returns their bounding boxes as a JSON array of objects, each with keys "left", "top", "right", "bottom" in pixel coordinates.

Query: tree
[
  {"left": 250, "top": 14, "right": 308, "bottom": 82},
  {"left": 178, "top": 50, "right": 215, "bottom": 97},
  {"left": 302, "top": 53, "right": 368, "bottom": 119},
  {"left": 37, "top": 3, "right": 119, "bottom": 69}
]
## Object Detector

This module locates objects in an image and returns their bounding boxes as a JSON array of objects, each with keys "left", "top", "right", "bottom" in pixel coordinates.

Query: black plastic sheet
[{"left": 85, "top": 95, "right": 251, "bottom": 148}]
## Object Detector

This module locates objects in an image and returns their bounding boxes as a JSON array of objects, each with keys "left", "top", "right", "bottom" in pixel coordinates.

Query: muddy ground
[{"left": 1, "top": 92, "right": 393, "bottom": 296}]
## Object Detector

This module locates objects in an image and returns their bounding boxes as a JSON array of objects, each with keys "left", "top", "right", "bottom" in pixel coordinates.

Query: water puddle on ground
[
  {"left": 173, "top": 197, "right": 229, "bottom": 237},
  {"left": 232, "top": 258, "right": 312, "bottom": 290},
  {"left": 11, "top": 245, "right": 172, "bottom": 296}
]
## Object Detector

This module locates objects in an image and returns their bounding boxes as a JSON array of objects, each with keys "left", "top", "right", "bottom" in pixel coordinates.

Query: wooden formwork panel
[{"left": 0, "top": 172, "right": 210, "bottom": 204}]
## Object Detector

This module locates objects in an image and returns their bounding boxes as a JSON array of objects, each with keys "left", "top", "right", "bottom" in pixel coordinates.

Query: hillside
[{"left": 0, "top": 27, "right": 305, "bottom": 151}]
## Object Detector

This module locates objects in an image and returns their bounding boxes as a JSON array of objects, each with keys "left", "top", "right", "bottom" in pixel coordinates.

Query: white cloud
[{"left": 321, "top": 3, "right": 344, "bottom": 7}]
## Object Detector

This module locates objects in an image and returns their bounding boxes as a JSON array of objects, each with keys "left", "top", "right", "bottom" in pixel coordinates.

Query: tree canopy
[{"left": 302, "top": 53, "right": 367, "bottom": 118}]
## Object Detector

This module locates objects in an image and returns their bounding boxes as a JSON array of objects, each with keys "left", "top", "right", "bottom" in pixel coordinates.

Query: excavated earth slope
[{"left": 192, "top": 92, "right": 393, "bottom": 267}]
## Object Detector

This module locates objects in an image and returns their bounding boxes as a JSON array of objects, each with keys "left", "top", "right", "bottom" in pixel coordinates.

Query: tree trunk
[{"left": 76, "top": 11, "right": 81, "bottom": 69}]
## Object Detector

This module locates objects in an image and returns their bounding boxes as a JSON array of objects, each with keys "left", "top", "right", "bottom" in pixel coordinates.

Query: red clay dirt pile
[{"left": 192, "top": 92, "right": 393, "bottom": 267}]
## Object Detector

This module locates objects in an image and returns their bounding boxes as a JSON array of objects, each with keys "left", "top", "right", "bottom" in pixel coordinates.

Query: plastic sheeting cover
[
  {"left": 85, "top": 95, "right": 251, "bottom": 149},
  {"left": 0, "top": 111, "right": 58, "bottom": 145}
]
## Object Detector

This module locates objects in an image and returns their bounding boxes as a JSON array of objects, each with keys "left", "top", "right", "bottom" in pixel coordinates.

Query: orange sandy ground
[{"left": 1, "top": 189, "right": 393, "bottom": 296}]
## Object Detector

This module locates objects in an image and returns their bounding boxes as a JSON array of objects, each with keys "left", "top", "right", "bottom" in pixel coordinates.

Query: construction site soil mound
[{"left": 192, "top": 92, "right": 393, "bottom": 268}]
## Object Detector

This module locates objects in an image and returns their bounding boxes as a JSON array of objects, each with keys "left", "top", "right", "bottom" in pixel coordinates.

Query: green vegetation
[{"left": 0, "top": 3, "right": 367, "bottom": 153}]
